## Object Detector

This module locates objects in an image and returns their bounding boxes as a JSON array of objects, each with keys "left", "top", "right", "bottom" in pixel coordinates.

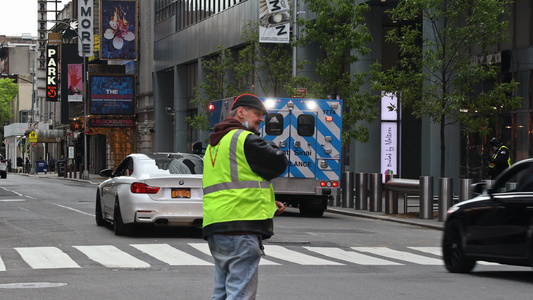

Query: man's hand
[{"left": 275, "top": 201, "right": 285, "bottom": 216}]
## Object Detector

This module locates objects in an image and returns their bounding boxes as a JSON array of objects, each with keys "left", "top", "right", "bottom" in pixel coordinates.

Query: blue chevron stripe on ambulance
[{"left": 259, "top": 98, "right": 342, "bottom": 182}]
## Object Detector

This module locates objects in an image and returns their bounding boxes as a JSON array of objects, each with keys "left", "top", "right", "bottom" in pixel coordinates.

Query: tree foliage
[
  {"left": 186, "top": 22, "right": 294, "bottom": 131},
  {"left": 375, "top": 0, "right": 519, "bottom": 177},
  {"left": 186, "top": 46, "right": 243, "bottom": 131},
  {"left": 239, "top": 21, "right": 295, "bottom": 97},
  {"left": 0, "top": 78, "right": 17, "bottom": 131},
  {"left": 296, "top": 0, "right": 381, "bottom": 145}
]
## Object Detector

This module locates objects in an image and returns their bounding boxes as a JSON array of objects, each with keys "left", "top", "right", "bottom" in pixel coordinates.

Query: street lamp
[{"left": 48, "top": 20, "right": 89, "bottom": 179}]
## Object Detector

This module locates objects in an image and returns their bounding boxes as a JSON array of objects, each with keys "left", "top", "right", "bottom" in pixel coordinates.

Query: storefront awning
[{"left": 24, "top": 129, "right": 65, "bottom": 143}]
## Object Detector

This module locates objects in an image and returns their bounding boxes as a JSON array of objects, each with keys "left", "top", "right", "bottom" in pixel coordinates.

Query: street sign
[
  {"left": 293, "top": 88, "right": 307, "bottom": 98},
  {"left": 28, "top": 131, "right": 38, "bottom": 143}
]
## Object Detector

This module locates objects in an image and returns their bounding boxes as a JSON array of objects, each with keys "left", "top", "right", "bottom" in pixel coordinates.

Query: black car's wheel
[
  {"left": 95, "top": 193, "right": 106, "bottom": 226},
  {"left": 442, "top": 219, "right": 476, "bottom": 273},
  {"left": 113, "top": 200, "right": 132, "bottom": 236}
]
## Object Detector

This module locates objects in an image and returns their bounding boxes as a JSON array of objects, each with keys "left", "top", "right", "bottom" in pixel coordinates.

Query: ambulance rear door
[{"left": 288, "top": 108, "right": 317, "bottom": 178}]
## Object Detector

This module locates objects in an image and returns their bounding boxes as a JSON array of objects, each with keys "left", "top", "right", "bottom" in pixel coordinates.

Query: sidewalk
[
  {"left": 15, "top": 170, "right": 107, "bottom": 185},
  {"left": 16, "top": 171, "right": 444, "bottom": 231},
  {"left": 327, "top": 206, "right": 444, "bottom": 231}
]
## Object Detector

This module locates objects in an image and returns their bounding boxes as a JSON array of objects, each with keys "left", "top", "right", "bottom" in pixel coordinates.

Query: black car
[{"left": 442, "top": 158, "right": 533, "bottom": 273}]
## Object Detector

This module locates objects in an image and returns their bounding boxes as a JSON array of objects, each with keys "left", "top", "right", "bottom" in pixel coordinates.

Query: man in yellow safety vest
[
  {"left": 488, "top": 137, "right": 511, "bottom": 179},
  {"left": 202, "top": 93, "right": 288, "bottom": 300}
]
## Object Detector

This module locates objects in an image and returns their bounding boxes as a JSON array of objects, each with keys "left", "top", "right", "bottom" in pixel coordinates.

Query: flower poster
[
  {"left": 67, "top": 64, "right": 83, "bottom": 102},
  {"left": 101, "top": 0, "right": 137, "bottom": 60}
]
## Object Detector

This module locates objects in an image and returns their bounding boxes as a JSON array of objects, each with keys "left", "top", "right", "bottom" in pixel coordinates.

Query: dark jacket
[{"left": 489, "top": 145, "right": 510, "bottom": 179}]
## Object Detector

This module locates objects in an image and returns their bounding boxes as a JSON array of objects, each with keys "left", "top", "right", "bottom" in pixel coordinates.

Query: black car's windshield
[{"left": 493, "top": 164, "right": 533, "bottom": 193}]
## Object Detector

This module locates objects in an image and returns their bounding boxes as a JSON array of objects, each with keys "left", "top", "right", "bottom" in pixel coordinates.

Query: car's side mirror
[{"left": 472, "top": 182, "right": 487, "bottom": 195}]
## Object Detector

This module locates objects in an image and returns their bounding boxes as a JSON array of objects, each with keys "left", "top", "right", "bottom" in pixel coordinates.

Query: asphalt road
[{"left": 0, "top": 174, "right": 531, "bottom": 300}]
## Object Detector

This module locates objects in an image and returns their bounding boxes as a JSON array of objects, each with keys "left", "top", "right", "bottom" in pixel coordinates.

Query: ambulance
[{"left": 208, "top": 97, "right": 343, "bottom": 217}]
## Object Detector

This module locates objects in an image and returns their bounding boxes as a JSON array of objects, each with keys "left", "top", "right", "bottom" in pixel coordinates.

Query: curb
[{"left": 326, "top": 207, "right": 443, "bottom": 231}]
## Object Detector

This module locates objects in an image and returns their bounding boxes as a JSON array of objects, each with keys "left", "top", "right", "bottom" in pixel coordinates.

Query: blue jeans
[{"left": 207, "top": 234, "right": 262, "bottom": 300}]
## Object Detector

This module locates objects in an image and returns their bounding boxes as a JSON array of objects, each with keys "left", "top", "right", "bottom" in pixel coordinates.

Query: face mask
[{"left": 241, "top": 109, "right": 251, "bottom": 129}]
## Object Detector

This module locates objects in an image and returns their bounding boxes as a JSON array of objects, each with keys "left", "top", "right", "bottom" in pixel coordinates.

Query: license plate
[{"left": 172, "top": 188, "right": 191, "bottom": 198}]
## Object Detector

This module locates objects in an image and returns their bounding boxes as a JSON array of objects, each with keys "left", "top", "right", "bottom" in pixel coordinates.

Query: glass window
[
  {"left": 265, "top": 113, "right": 284, "bottom": 135},
  {"left": 150, "top": 154, "right": 204, "bottom": 174},
  {"left": 297, "top": 114, "right": 315, "bottom": 136}
]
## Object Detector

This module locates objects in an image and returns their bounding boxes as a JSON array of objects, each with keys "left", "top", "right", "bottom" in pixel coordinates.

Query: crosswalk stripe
[
  {"left": 131, "top": 244, "right": 212, "bottom": 266},
  {"left": 14, "top": 247, "right": 80, "bottom": 269},
  {"left": 408, "top": 247, "right": 441, "bottom": 256},
  {"left": 74, "top": 245, "right": 150, "bottom": 268},
  {"left": 0, "top": 255, "right": 5, "bottom": 271},
  {"left": 408, "top": 246, "right": 499, "bottom": 266},
  {"left": 188, "top": 243, "right": 280, "bottom": 266},
  {"left": 304, "top": 247, "right": 403, "bottom": 265},
  {"left": 264, "top": 245, "right": 344, "bottom": 265},
  {"left": 352, "top": 247, "right": 443, "bottom": 265},
  {"left": 1, "top": 244, "right": 510, "bottom": 270}
]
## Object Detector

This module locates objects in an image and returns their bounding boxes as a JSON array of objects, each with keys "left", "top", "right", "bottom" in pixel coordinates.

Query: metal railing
[{"left": 338, "top": 172, "right": 476, "bottom": 222}]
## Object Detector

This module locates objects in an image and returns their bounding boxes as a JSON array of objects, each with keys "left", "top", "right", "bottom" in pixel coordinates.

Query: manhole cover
[{"left": 0, "top": 282, "right": 67, "bottom": 289}]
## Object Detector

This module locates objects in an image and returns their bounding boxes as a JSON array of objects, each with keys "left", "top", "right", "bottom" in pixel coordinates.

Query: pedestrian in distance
[
  {"left": 202, "top": 93, "right": 288, "bottom": 300},
  {"left": 488, "top": 137, "right": 511, "bottom": 179},
  {"left": 48, "top": 156, "right": 55, "bottom": 173}
]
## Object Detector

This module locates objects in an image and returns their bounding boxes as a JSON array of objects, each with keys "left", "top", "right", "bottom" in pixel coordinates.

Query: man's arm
[{"left": 244, "top": 134, "right": 289, "bottom": 181}]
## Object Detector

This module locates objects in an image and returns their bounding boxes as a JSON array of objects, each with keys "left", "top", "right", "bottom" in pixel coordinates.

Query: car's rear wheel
[
  {"left": 442, "top": 219, "right": 476, "bottom": 273},
  {"left": 1, "top": 171, "right": 6, "bottom": 179},
  {"left": 95, "top": 193, "right": 106, "bottom": 226},
  {"left": 113, "top": 200, "right": 132, "bottom": 236}
]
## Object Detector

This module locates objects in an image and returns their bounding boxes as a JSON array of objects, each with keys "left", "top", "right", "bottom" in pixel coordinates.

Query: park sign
[
  {"left": 46, "top": 45, "right": 59, "bottom": 102},
  {"left": 78, "top": 0, "right": 94, "bottom": 57}
]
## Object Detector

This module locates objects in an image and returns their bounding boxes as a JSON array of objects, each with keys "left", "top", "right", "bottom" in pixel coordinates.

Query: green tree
[
  {"left": 296, "top": 0, "right": 381, "bottom": 145},
  {"left": 187, "top": 22, "right": 296, "bottom": 131},
  {"left": 239, "top": 21, "right": 294, "bottom": 97},
  {"left": 0, "top": 78, "right": 17, "bottom": 131},
  {"left": 376, "top": 0, "right": 520, "bottom": 177},
  {"left": 186, "top": 46, "right": 242, "bottom": 131}
]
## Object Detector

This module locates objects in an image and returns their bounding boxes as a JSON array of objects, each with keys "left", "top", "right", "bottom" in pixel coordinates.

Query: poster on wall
[
  {"left": 90, "top": 75, "right": 135, "bottom": 115},
  {"left": 259, "top": 0, "right": 290, "bottom": 43},
  {"left": 67, "top": 64, "right": 83, "bottom": 102},
  {"left": 101, "top": 0, "right": 137, "bottom": 60},
  {"left": 380, "top": 122, "right": 397, "bottom": 176}
]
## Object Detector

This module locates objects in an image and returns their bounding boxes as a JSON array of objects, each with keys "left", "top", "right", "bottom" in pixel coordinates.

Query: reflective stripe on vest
[
  {"left": 203, "top": 129, "right": 271, "bottom": 195},
  {"left": 202, "top": 129, "right": 276, "bottom": 226},
  {"left": 492, "top": 145, "right": 511, "bottom": 167}
]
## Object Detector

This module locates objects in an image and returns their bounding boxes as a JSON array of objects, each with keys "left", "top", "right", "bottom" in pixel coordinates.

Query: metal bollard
[
  {"left": 369, "top": 173, "right": 382, "bottom": 212},
  {"left": 341, "top": 172, "right": 354, "bottom": 208},
  {"left": 419, "top": 176, "right": 434, "bottom": 219},
  {"left": 438, "top": 178, "right": 453, "bottom": 222},
  {"left": 459, "top": 179, "right": 473, "bottom": 202},
  {"left": 355, "top": 173, "right": 368, "bottom": 210},
  {"left": 385, "top": 174, "right": 398, "bottom": 214},
  {"left": 484, "top": 180, "right": 494, "bottom": 189}
]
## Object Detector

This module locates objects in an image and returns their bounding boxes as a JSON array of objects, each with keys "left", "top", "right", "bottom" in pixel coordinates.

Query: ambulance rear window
[
  {"left": 265, "top": 113, "right": 284, "bottom": 136},
  {"left": 298, "top": 114, "right": 315, "bottom": 136}
]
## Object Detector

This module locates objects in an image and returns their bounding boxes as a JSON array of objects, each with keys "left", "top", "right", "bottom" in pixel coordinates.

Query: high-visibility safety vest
[
  {"left": 490, "top": 145, "right": 511, "bottom": 168},
  {"left": 202, "top": 129, "right": 276, "bottom": 227}
]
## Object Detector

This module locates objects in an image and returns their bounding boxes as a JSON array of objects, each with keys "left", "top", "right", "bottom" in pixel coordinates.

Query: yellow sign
[{"left": 28, "top": 131, "right": 38, "bottom": 143}]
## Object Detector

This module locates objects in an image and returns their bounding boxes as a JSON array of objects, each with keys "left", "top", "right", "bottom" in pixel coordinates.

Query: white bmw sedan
[{"left": 96, "top": 153, "right": 204, "bottom": 235}]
